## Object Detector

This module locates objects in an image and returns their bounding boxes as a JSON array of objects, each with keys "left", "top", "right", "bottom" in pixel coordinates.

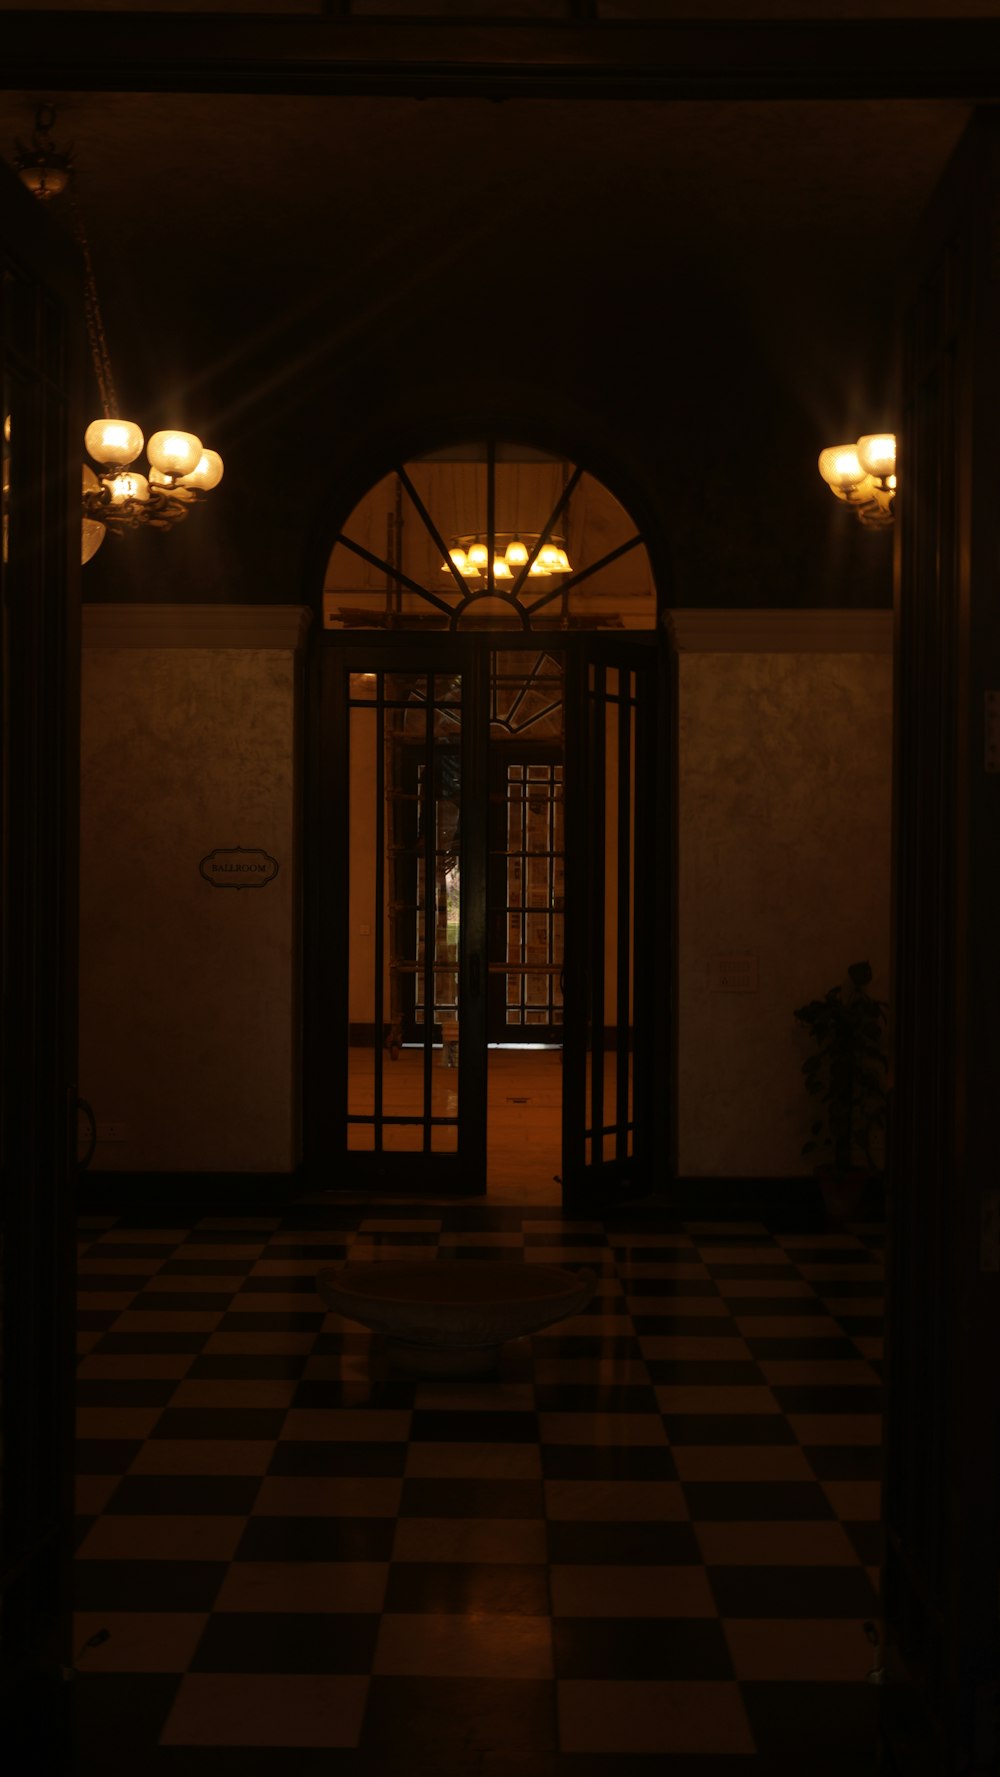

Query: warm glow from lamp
[
  {"left": 146, "top": 430, "right": 203, "bottom": 478},
  {"left": 178, "top": 448, "right": 224, "bottom": 492},
  {"left": 528, "top": 558, "right": 550, "bottom": 577},
  {"left": 493, "top": 556, "right": 513, "bottom": 580},
  {"left": 553, "top": 547, "right": 572, "bottom": 573},
  {"left": 105, "top": 471, "right": 150, "bottom": 504},
  {"left": 505, "top": 536, "right": 529, "bottom": 567},
  {"left": 467, "top": 540, "right": 488, "bottom": 571},
  {"left": 539, "top": 543, "right": 562, "bottom": 571},
  {"left": 818, "top": 445, "right": 866, "bottom": 491},
  {"left": 85, "top": 418, "right": 144, "bottom": 468},
  {"left": 857, "top": 433, "right": 896, "bottom": 479},
  {"left": 444, "top": 547, "right": 468, "bottom": 575}
]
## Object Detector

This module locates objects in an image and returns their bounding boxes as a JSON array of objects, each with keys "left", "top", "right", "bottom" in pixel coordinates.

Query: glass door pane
[{"left": 326, "top": 641, "right": 486, "bottom": 1190}]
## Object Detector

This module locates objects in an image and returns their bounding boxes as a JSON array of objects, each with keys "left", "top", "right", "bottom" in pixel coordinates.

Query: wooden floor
[
  {"left": 348, "top": 1047, "right": 567, "bottom": 1202},
  {"left": 487, "top": 1048, "right": 564, "bottom": 1202}
]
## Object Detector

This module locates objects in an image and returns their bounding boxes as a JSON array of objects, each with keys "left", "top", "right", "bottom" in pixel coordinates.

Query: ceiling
[{"left": 0, "top": 75, "right": 978, "bottom": 605}]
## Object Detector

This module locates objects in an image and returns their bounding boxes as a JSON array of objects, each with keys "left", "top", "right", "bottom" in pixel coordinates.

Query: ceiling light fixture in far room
[
  {"left": 442, "top": 533, "right": 573, "bottom": 583},
  {"left": 13, "top": 104, "right": 223, "bottom": 565},
  {"left": 818, "top": 433, "right": 896, "bottom": 528}
]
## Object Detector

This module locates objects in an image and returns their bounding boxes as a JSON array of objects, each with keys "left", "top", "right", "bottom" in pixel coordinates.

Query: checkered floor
[{"left": 73, "top": 1200, "right": 886, "bottom": 1775}]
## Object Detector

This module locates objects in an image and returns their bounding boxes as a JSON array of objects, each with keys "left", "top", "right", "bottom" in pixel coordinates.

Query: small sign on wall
[
  {"left": 705, "top": 954, "right": 759, "bottom": 992},
  {"left": 200, "top": 846, "right": 279, "bottom": 889}
]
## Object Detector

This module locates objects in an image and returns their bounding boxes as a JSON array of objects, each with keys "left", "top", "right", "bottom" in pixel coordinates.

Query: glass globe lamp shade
[
  {"left": 553, "top": 548, "right": 572, "bottom": 573},
  {"left": 85, "top": 418, "right": 144, "bottom": 468},
  {"left": 505, "top": 536, "right": 529, "bottom": 567},
  {"left": 81, "top": 516, "right": 106, "bottom": 563},
  {"left": 146, "top": 430, "right": 203, "bottom": 479},
  {"left": 467, "top": 541, "right": 488, "bottom": 572},
  {"left": 856, "top": 433, "right": 896, "bottom": 480},
  {"left": 18, "top": 162, "right": 70, "bottom": 201},
  {"left": 528, "top": 558, "right": 550, "bottom": 577},
  {"left": 105, "top": 471, "right": 150, "bottom": 505},
  {"left": 818, "top": 445, "right": 866, "bottom": 493},
  {"left": 81, "top": 465, "right": 105, "bottom": 564},
  {"left": 539, "top": 543, "right": 562, "bottom": 571},
  {"left": 178, "top": 449, "right": 224, "bottom": 492},
  {"left": 444, "top": 547, "right": 468, "bottom": 575},
  {"left": 493, "top": 557, "right": 513, "bottom": 581}
]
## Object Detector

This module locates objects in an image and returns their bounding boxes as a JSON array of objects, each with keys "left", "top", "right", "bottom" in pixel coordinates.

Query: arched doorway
[{"left": 307, "top": 440, "right": 668, "bottom": 1206}]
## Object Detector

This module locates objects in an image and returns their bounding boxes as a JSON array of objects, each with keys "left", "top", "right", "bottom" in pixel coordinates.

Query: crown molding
[
  {"left": 83, "top": 605, "right": 313, "bottom": 651},
  {"left": 666, "top": 609, "right": 892, "bottom": 654}
]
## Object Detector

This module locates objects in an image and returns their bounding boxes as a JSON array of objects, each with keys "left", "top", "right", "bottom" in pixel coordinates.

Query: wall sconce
[{"left": 819, "top": 434, "right": 896, "bottom": 528}]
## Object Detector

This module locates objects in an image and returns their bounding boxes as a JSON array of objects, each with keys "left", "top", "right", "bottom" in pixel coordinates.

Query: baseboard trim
[
  {"left": 77, "top": 1168, "right": 306, "bottom": 1215},
  {"left": 668, "top": 1174, "right": 886, "bottom": 1222}
]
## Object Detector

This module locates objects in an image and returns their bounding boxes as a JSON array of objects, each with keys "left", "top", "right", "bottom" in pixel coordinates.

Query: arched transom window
[{"left": 324, "top": 441, "right": 655, "bottom": 631}]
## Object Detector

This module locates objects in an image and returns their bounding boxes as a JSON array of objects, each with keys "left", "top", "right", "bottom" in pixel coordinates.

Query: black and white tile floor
[{"left": 73, "top": 1201, "right": 886, "bottom": 1775}]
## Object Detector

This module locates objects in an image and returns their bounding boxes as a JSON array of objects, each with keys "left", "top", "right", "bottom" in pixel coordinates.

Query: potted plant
[{"left": 793, "top": 960, "right": 888, "bottom": 1220}]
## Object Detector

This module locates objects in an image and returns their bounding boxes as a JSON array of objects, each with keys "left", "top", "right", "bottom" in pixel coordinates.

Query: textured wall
[
  {"left": 677, "top": 650, "right": 893, "bottom": 1177},
  {"left": 80, "top": 646, "right": 299, "bottom": 1172}
]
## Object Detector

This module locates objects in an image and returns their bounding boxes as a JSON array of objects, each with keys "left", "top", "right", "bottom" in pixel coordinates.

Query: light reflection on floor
[{"left": 347, "top": 1046, "right": 564, "bottom": 1200}]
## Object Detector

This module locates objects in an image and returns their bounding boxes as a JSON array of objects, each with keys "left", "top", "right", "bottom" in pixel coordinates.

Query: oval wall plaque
[{"left": 200, "top": 846, "right": 279, "bottom": 889}]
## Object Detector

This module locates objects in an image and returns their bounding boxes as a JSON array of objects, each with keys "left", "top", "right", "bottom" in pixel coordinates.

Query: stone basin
[{"left": 316, "top": 1259, "right": 598, "bottom": 1376}]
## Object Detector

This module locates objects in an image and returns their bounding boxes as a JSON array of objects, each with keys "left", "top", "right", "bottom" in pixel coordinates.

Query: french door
[
  {"left": 561, "top": 640, "right": 660, "bottom": 1205},
  {"left": 316, "top": 637, "right": 488, "bottom": 1191},
  {"left": 312, "top": 633, "right": 663, "bottom": 1202}
]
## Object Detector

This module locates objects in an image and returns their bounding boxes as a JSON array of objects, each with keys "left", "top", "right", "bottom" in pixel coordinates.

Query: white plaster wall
[
  {"left": 80, "top": 643, "right": 300, "bottom": 1172},
  {"left": 677, "top": 649, "right": 893, "bottom": 1177}
]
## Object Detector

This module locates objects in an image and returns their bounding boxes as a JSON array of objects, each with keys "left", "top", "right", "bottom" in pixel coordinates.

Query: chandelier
[
  {"left": 442, "top": 533, "right": 573, "bottom": 582},
  {"left": 15, "top": 106, "right": 223, "bottom": 566},
  {"left": 818, "top": 433, "right": 896, "bottom": 528}
]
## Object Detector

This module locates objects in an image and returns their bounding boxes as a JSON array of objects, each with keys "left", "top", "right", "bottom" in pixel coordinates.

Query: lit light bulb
[
  {"left": 505, "top": 536, "right": 529, "bottom": 567},
  {"left": 178, "top": 449, "right": 224, "bottom": 492},
  {"left": 104, "top": 471, "right": 150, "bottom": 505},
  {"left": 818, "top": 445, "right": 866, "bottom": 493},
  {"left": 467, "top": 540, "right": 488, "bottom": 572},
  {"left": 85, "top": 418, "right": 144, "bottom": 468},
  {"left": 857, "top": 433, "right": 896, "bottom": 479},
  {"left": 146, "top": 430, "right": 203, "bottom": 478}
]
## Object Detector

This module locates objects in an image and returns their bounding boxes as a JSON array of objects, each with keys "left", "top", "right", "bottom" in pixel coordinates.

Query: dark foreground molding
[{"left": 4, "top": 15, "right": 1000, "bottom": 101}]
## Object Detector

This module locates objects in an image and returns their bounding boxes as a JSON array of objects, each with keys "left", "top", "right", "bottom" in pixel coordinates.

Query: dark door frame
[
  {"left": 0, "top": 159, "right": 82, "bottom": 1767},
  {"left": 304, "top": 626, "right": 668, "bottom": 1204}
]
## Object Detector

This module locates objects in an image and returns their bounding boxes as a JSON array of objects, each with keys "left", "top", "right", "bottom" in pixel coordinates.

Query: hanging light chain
[{"left": 67, "top": 188, "right": 119, "bottom": 421}]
